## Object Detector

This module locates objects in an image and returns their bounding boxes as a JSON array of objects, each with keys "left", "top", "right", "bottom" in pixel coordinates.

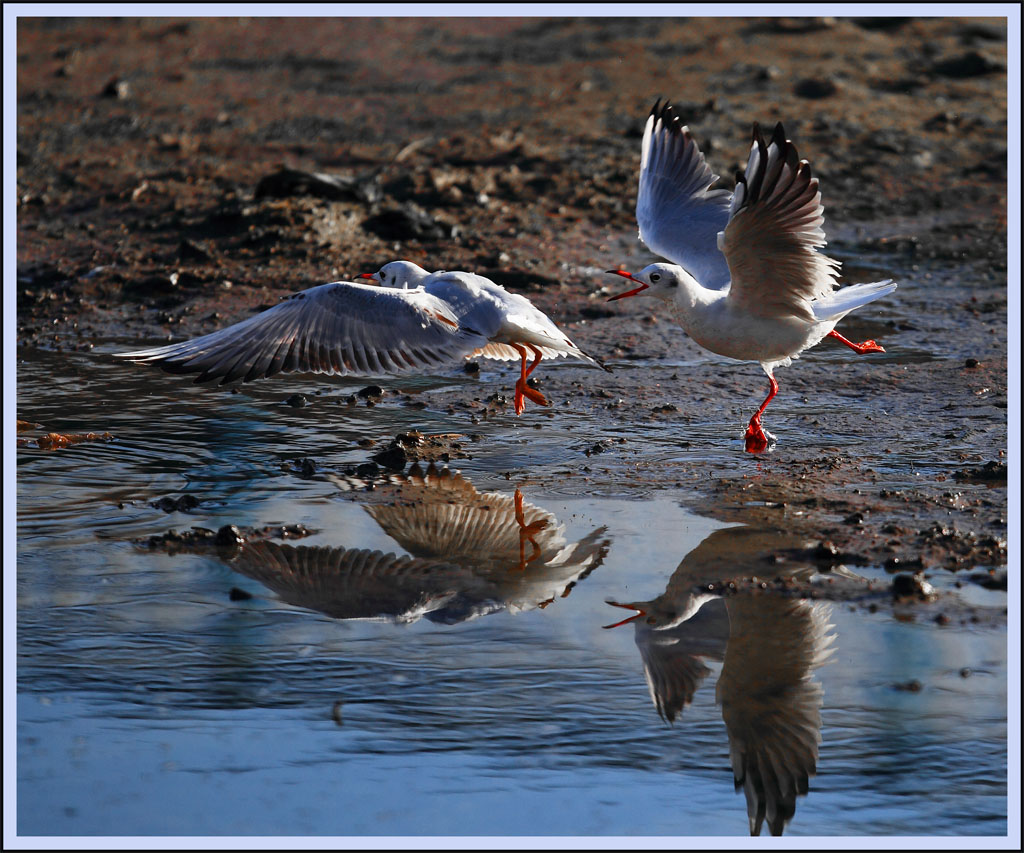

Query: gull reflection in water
[
  {"left": 605, "top": 527, "right": 836, "bottom": 837},
  {"left": 227, "top": 465, "right": 610, "bottom": 625}
]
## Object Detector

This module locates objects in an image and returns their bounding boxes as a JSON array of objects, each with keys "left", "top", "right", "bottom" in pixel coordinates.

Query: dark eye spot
[{"left": 650, "top": 273, "right": 661, "bottom": 283}]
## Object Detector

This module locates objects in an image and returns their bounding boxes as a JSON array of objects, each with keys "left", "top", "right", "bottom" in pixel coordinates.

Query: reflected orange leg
[
  {"left": 510, "top": 344, "right": 549, "bottom": 415},
  {"left": 744, "top": 374, "right": 779, "bottom": 454},
  {"left": 828, "top": 329, "right": 885, "bottom": 354},
  {"left": 514, "top": 488, "right": 548, "bottom": 571}
]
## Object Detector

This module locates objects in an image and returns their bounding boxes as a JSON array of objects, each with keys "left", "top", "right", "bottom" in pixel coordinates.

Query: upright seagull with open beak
[
  {"left": 607, "top": 101, "right": 896, "bottom": 452},
  {"left": 115, "top": 260, "right": 606, "bottom": 416}
]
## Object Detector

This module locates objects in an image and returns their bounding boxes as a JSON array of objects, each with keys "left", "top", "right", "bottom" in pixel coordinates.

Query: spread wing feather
[
  {"left": 115, "top": 281, "right": 488, "bottom": 384},
  {"left": 721, "top": 123, "right": 840, "bottom": 323},
  {"left": 636, "top": 100, "right": 733, "bottom": 290}
]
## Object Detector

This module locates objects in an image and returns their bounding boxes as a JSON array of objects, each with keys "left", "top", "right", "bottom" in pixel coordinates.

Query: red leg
[
  {"left": 510, "top": 344, "right": 549, "bottom": 415},
  {"left": 828, "top": 329, "right": 885, "bottom": 354},
  {"left": 744, "top": 374, "right": 779, "bottom": 454},
  {"left": 514, "top": 488, "right": 548, "bottom": 571}
]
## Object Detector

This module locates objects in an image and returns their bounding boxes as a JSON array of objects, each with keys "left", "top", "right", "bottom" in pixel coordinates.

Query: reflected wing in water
[
  {"left": 633, "top": 599, "right": 728, "bottom": 723},
  {"left": 364, "top": 466, "right": 611, "bottom": 610},
  {"left": 717, "top": 596, "right": 836, "bottom": 836},
  {"left": 226, "top": 541, "right": 475, "bottom": 623},
  {"left": 219, "top": 467, "right": 610, "bottom": 624}
]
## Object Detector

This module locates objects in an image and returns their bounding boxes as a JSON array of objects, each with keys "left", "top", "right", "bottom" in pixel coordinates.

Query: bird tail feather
[{"left": 813, "top": 279, "right": 896, "bottom": 322}]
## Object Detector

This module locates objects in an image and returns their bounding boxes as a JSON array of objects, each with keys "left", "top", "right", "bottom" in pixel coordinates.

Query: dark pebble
[
  {"left": 891, "top": 572, "right": 935, "bottom": 599},
  {"left": 464, "top": 362, "right": 480, "bottom": 374},
  {"left": 893, "top": 679, "right": 923, "bottom": 692},
  {"left": 228, "top": 587, "right": 253, "bottom": 601},
  {"left": 372, "top": 443, "right": 408, "bottom": 471},
  {"left": 153, "top": 494, "right": 199, "bottom": 513},
  {"left": 285, "top": 394, "right": 308, "bottom": 408},
  {"left": 215, "top": 525, "right": 245, "bottom": 546},
  {"left": 794, "top": 78, "right": 837, "bottom": 99},
  {"left": 357, "top": 385, "right": 384, "bottom": 398},
  {"left": 931, "top": 51, "right": 1004, "bottom": 79},
  {"left": 964, "top": 358, "right": 980, "bottom": 368},
  {"left": 253, "top": 166, "right": 367, "bottom": 202},
  {"left": 100, "top": 77, "right": 130, "bottom": 99},
  {"left": 959, "top": 668, "right": 972, "bottom": 678},
  {"left": 355, "top": 461, "right": 381, "bottom": 478}
]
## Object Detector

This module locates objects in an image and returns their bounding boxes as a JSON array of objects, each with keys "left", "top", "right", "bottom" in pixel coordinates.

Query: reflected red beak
[
  {"left": 606, "top": 270, "right": 649, "bottom": 302},
  {"left": 602, "top": 601, "right": 646, "bottom": 629}
]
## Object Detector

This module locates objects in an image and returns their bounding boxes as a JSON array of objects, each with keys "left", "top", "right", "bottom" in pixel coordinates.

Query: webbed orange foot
[
  {"left": 514, "top": 379, "right": 549, "bottom": 414},
  {"left": 744, "top": 416, "right": 776, "bottom": 454}
]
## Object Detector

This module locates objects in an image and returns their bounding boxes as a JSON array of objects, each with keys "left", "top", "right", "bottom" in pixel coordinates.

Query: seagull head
[
  {"left": 359, "top": 260, "right": 431, "bottom": 289},
  {"left": 606, "top": 263, "right": 696, "bottom": 302},
  {"left": 603, "top": 592, "right": 717, "bottom": 630}
]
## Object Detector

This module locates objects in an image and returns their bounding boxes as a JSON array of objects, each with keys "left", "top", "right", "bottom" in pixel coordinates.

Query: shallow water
[{"left": 14, "top": 346, "right": 1008, "bottom": 838}]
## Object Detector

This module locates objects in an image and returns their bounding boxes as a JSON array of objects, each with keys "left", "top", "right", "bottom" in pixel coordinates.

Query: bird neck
[{"left": 672, "top": 268, "right": 719, "bottom": 313}]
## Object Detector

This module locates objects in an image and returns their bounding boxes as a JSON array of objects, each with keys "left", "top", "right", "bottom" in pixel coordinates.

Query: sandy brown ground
[{"left": 15, "top": 16, "right": 1009, "bottom": 596}]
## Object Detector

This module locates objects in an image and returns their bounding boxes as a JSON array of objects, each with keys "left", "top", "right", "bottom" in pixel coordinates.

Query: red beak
[
  {"left": 606, "top": 270, "right": 649, "bottom": 302},
  {"left": 602, "top": 601, "right": 647, "bottom": 629},
  {"left": 357, "top": 272, "right": 377, "bottom": 281}
]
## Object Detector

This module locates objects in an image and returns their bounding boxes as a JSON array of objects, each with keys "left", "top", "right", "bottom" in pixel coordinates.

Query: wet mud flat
[
  {"left": 16, "top": 16, "right": 1008, "bottom": 610},
  {"left": 13, "top": 19, "right": 1010, "bottom": 839}
]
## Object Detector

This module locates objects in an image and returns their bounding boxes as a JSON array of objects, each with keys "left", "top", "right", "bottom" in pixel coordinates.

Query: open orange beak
[
  {"left": 606, "top": 270, "right": 649, "bottom": 301},
  {"left": 602, "top": 601, "right": 647, "bottom": 629}
]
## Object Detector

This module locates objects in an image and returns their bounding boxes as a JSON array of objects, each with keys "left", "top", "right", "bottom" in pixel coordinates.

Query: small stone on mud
[
  {"left": 893, "top": 679, "right": 923, "bottom": 692},
  {"left": 357, "top": 385, "right": 384, "bottom": 398},
  {"left": 964, "top": 358, "right": 981, "bottom": 368},
  {"left": 464, "top": 361, "right": 480, "bottom": 374},
  {"left": 931, "top": 51, "right": 1004, "bottom": 78},
  {"left": 891, "top": 572, "right": 935, "bottom": 599},
  {"left": 355, "top": 461, "right": 381, "bottom": 478},
  {"left": 794, "top": 77, "right": 838, "bottom": 98},
  {"left": 215, "top": 525, "right": 245, "bottom": 546},
  {"left": 285, "top": 458, "right": 317, "bottom": 478},
  {"left": 100, "top": 77, "right": 130, "bottom": 99},
  {"left": 285, "top": 394, "right": 308, "bottom": 408},
  {"left": 153, "top": 494, "right": 200, "bottom": 513}
]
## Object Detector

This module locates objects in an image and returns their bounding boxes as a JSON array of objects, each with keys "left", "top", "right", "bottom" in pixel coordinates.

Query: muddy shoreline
[{"left": 16, "top": 17, "right": 1009, "bottom": 595}]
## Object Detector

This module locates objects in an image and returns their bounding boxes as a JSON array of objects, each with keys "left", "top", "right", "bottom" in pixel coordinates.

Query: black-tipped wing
[
  {"left": 636, "top": 100, "right": 733, "bottom": 290},
  {"left": 717, "top": 597, "right": 836, "bottom": 836},
  {"left": 720, "top": 123, "right": 839, "bottom": 323},
  {"left": 115, "top": 280, "right": 488, "bottom": 384}
]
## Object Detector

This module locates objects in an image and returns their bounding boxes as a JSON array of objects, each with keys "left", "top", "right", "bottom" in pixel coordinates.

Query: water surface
[{"left": 14, "top": 346, "right": 1008, "bottom": 838}]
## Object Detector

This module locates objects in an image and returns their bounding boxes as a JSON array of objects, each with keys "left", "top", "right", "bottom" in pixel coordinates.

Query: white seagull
[
  {"left": 116, "top": 260, "right": 605, "bottom": 416},
  {"left": 607, "top": 100, "right": 896, "bottom": 452}
]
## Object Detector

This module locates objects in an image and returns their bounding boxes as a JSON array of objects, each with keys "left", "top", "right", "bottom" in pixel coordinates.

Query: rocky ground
[{"left": 15, "top": 16, "right": 1010, "bottom": 598}]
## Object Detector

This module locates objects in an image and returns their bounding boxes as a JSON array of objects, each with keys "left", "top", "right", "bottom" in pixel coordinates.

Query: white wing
[
  {"left": 637, "top": 100, "right": 733, "bottom": 290},
  {"left": 115, "top": 280, "right": 488, "bottom": 384},
  {"left": 425, "top": 272, "right": 605, "bottom": 368},
  {"left": 720, "top": 123, "right": 840, "bottom": 324}
]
